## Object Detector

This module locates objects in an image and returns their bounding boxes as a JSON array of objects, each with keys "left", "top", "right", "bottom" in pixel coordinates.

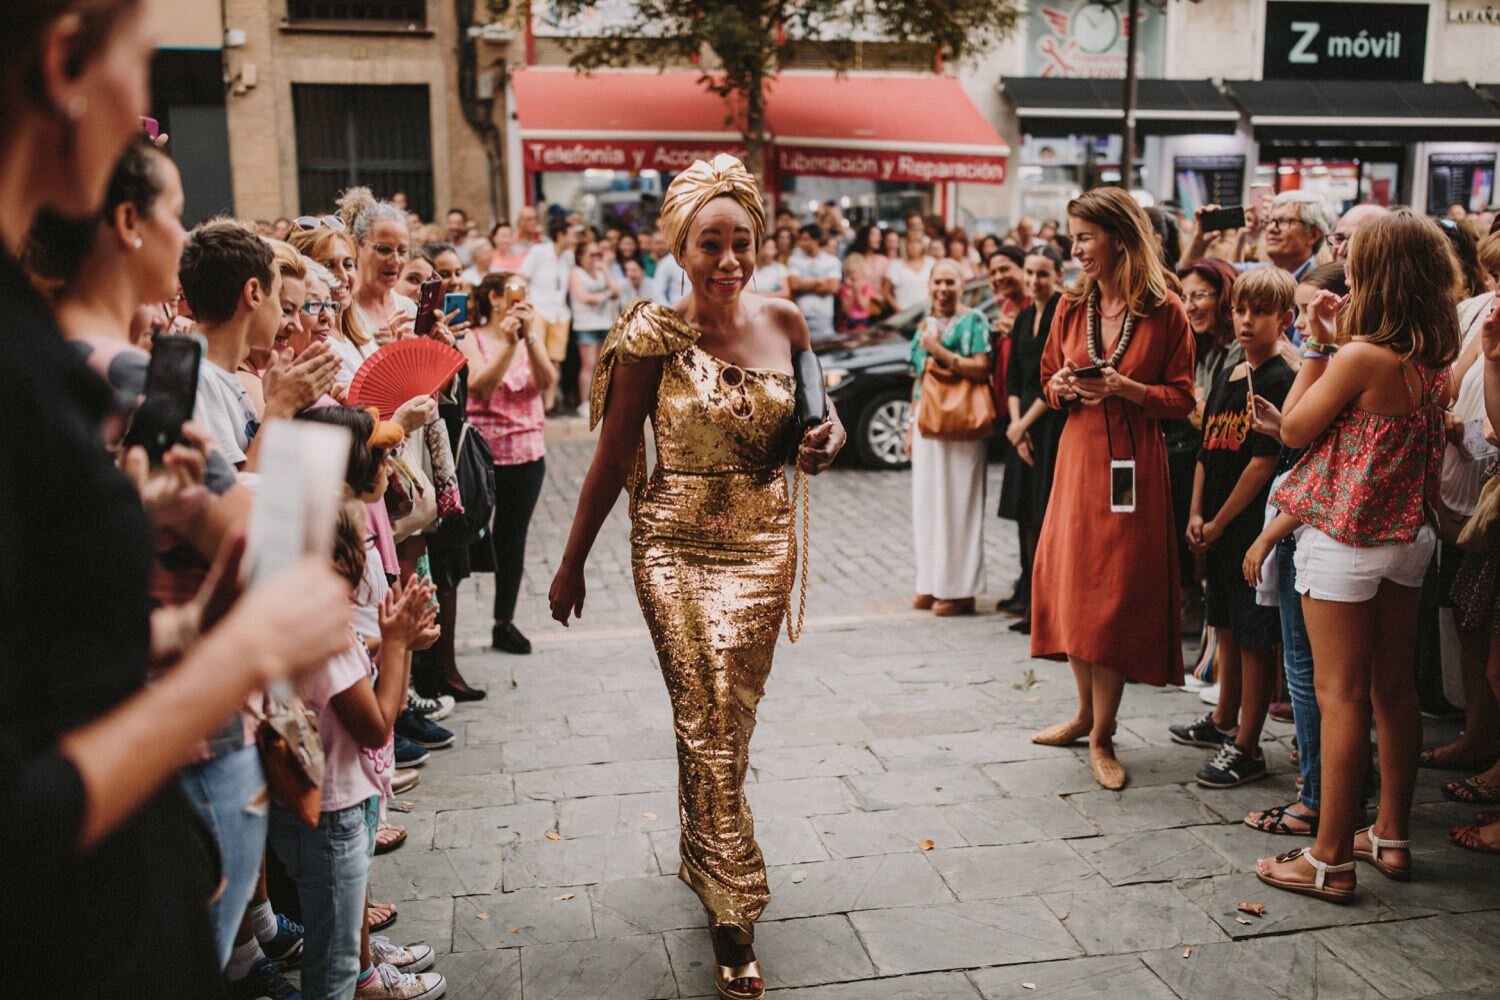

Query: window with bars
[
  {"left": 286, "top": 1, "right": 426, "bottom": 26},
  {"left": 293, "top": 84, "right": 434, "bottom": 220}
]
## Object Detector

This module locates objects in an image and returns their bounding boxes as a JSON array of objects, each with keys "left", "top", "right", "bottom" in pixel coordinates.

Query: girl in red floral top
[{"left": 1250, "top": 211, "right": 1461, "bottom": 903}]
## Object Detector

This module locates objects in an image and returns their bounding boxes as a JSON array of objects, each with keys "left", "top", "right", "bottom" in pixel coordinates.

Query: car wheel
[{"left": 853, "top": 388, "right": 911, "bottom": 469}]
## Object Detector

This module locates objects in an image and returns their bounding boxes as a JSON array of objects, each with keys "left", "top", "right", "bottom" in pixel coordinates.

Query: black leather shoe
[{"left": 492, "top": 622, "right": 532, "bottom": 655}]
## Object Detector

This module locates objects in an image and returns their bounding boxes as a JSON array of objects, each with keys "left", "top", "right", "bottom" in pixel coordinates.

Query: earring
[
  {"left": 66, "top": 95, "right": 88, "bottom": 120},
  {"left": 133, "top": 238, "right": 143, "bottom": 250}
]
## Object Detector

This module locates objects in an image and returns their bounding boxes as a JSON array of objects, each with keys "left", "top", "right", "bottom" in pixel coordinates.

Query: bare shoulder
[
  {"left": 755, "top": 293, "right": 811, "bottom": 351},
  {"left": 1336, "top": 340, "right": 1394, "bottom": 370}
]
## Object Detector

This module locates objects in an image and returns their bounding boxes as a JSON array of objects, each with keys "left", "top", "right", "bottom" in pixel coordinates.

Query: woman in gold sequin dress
[{"left": 550, "top": 155, "right": 846, "bottom": 1000}]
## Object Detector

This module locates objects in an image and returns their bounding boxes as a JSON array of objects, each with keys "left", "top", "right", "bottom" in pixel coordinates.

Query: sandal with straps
[
  {"left": 1245, "top": 802, "right": 1319, "bottom": 837},
  {"left": 1450, "top": 823, "right": 1500, "bottom": 855},
  {"left": 1353, "top": 826, "right": 1411, "bottom": 881},
  {"left": 1256, "top": 847, "right": 1357, "bottom": 904}
]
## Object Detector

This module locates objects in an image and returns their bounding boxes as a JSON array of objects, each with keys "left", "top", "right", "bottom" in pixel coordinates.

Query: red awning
[
  {"left": 511, "top": 68, "right": 1008, "bottom": 185},
  {"left": 767, "top": 74, "right": 1008, "bottom": 184}
]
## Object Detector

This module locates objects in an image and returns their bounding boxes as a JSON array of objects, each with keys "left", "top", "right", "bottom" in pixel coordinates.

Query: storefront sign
[
  {"left": 1448, "top": 1, "right": 1500, "bottom": 25},
  {"left": 1263, "top": 1, "right": 1428, "bottom": 80},
  {"left": 522, "top": 139, "right": 748, "bottom": 173},
  {"left": 774, "top": 145, "right": 1006, "bottom": 185},
  {"left": 1025, "top": 0, "right": 1165, "bottom": 79}
]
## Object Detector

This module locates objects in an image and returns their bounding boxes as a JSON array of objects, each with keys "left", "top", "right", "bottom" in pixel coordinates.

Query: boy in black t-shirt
[{"left": 1169, "top": 266, "right": 1297, "bottom": 788}]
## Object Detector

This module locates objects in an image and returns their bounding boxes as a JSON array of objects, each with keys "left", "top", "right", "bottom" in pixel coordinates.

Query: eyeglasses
[
  {"left": 1266, "top": 216, "right": 1306, "bottom": 231},
  {"left": 1184, "top": 290, "right": 1218, "bottom": 303},
  {"left": 370, "top": 243, "right": 410, "bottom": 260},
  {"left": 301, "top": 300, "right": 336, "bottom": 316},
  {"left": 295, "top": 214, "right": 345, "bottom": 231}
]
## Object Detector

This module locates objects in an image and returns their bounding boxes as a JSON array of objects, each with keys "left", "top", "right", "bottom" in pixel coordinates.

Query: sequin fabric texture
[{"left": 591, "top": 301, "right": 796, "bottom": 938}]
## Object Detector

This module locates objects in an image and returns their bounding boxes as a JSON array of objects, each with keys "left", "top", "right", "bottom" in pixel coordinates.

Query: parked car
[{"left": 816, "top": 279, "right": 997, "bottom": 469}]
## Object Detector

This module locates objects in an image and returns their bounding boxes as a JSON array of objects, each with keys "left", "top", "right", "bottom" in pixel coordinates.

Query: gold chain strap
[{"left": 785, "top": 463, "right": 811, "bottom": 643}]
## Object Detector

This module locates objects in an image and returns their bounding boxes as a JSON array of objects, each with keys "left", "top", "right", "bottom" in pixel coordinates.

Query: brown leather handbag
[
  {"left": 916, "top": 358, "right": 997, "bottom": 441},
  {"left": 256, "top": 691, "right": 325, "bottom": 828}
]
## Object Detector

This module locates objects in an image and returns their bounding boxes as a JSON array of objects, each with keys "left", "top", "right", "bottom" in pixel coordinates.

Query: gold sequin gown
[{"left": 591, "top": 301, "right": 796, "bottom": 939}]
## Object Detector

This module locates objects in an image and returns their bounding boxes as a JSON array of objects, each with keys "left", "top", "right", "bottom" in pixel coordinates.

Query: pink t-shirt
[{"left": 299, "top": 631, "right": 391, "bottom": 812}]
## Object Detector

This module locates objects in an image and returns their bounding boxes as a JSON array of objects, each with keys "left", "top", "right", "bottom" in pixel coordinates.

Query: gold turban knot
[{"left": 658, "top": 153, "right": 766, "bottom": 261}]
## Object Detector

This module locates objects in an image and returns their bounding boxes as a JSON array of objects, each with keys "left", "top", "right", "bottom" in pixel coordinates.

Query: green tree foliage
[{"left": 500, "top": 1, "right": 1022, "bottom": 180}]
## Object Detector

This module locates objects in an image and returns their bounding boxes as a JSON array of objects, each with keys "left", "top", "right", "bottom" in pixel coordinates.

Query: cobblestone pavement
[{"left": 377, "top": 419, "right": 1498, "bottom": 999}]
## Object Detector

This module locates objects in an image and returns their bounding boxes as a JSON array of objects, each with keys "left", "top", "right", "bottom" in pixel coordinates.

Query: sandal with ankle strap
[
  {"left": 1354, "top": 826, "right": 1411, "bottom": 881},
  {"left": 1256, "top": 847, "right": 1357, "bottom": 904},
  {"left": 1245, "top": 802, "right": 1319, "bottom": 837},
  {"left": 715, "top": 961, "right": 765, "bottom": 1000}
]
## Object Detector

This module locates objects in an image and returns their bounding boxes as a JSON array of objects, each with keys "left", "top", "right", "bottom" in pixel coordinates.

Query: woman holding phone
[
  {"left": 462, "top": 272, "right": 556, "bottom": 658},
  {"left": 1029, "top": 187, "right": 1196, "bottom": 790}
]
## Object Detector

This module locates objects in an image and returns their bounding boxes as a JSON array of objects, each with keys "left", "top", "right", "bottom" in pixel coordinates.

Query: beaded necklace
[{"left": 1086, "top": 288, "right": 1136, "bottom": 369}]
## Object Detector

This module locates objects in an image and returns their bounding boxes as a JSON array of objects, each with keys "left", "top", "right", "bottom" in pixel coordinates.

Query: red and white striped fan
[{"left": 346, "top": 339, "right": 466, "bottom": 420}]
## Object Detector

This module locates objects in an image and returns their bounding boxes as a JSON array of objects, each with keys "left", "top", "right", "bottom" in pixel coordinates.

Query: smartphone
[
  {"left": 443, "top": 292, "right": 468, "bottom": 328},
  {"left": 412, "top": 278, "right": 443, "bottom": 336},
  {"left": 504, "top": 283, "right": 526, "bottom": 308},
  {"left": 1110, "top": 460, "right": 1137, "bottom": 513},
  {"left": 122, "top": 334, "right": 201, "bottom": 463},
  {"left": 140, "top": 116, "right": 160, "bottom": 140},
  {"left": 1071, "top": 364, "right": 1103, "bottom": 380},
  {"left": 1199, "top": 206, "right": 1246, "bottom": 232}
]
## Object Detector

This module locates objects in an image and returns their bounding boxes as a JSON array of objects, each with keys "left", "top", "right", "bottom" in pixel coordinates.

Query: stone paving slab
[{"left": 365, "top": 435, "right": 1500, "bottom": 998}]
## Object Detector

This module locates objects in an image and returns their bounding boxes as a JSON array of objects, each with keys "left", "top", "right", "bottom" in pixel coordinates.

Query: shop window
[
  {"left": 293, "top": 84, "right": 434, "bottom": 220},
  {"left": 286, "top": 1, "right": 425, "bottom": 26}
]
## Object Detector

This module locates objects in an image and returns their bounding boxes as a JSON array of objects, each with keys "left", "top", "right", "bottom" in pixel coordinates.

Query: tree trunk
[{"left": 742, "top": 68, "right": 769, "bottom": 191}]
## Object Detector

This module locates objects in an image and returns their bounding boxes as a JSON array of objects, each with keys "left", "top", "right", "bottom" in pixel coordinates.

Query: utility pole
[{"left": 1120, "top": 0, "right": 1139, "bottom": 189}]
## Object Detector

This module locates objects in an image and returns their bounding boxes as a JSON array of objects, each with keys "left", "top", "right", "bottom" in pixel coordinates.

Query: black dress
[
  {"left": 0, "top": 253, "right": 224, "bottom": 997},
  {"left": 998, "top": 293, "right": 1065, "bottom": 524}
]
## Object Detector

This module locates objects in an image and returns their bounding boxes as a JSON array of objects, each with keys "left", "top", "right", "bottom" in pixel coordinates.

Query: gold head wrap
[{"left": 658, "top": 153, "right": 766, "bottom": 261}]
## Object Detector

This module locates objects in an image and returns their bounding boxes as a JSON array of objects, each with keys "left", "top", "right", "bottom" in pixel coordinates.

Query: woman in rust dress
[{"left": 1029, "top": 187, "right": 1196, "bottom": 789}]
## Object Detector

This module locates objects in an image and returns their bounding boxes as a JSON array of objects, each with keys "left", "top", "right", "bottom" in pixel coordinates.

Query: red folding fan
[{"left": 346, "top": 339, "right": 467, "bottom": 420}]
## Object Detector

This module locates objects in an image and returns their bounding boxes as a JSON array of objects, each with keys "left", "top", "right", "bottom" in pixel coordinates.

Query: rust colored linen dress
[{"left": 1029, "top": 293, "right": 1196, "bottom": 685}]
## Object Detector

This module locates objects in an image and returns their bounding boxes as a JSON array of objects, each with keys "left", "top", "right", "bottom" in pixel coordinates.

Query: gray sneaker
[
  {"left": 407, "top": 690, "right": 455, "bottom": 722},
  {"left": 1169, "top": 712, "right": 1237, "bottom": 749}
]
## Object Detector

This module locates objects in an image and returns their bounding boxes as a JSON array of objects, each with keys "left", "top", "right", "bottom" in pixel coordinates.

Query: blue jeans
[
  {"left": 179, "top": 745, "right": 268, "bottom": 969},
  {"left": 269, "top": 799, "right": 376, "bottom": 1000},
  {"left": 1278, "top": 536, "right": 1320, "bottom": 811}
]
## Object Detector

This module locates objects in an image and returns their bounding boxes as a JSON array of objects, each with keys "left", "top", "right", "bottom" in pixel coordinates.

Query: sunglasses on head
[{"left": 295, "top": 214, "right": 346, "bottom": 232}]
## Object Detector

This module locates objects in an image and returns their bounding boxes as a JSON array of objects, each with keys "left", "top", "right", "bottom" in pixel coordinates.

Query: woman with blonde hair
[
  {"left": 1029, "top": 187, "right": 1196, "bottom": 790},
  {"left": 549, "top": 154, "right": 845, "bottom": 999},
  {"left": 288, "top": 218, "right": 376, "bottom": 385}
]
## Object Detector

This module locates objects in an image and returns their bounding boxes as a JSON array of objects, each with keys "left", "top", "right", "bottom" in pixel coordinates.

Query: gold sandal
[
  {"left": 715, "top": 961, "right": 765, "bottom": 1000},
  {"left": 1256, "top": 847, "right": 1356, "bottom": 904}
]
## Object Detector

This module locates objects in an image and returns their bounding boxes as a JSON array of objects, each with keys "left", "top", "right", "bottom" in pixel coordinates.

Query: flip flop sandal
[
  {"left": 1450, "top": 824, "right": 1500, "bottom": 855},
  {"left": 1442, "top": 776, "right": 1500, "bottom": 804},
  {"left": 1245, "top": 802, "right": 1319, "bottom": 837},
  {"left": 1353, "top": 826, "right": 1411, "bottom": 881},
  {"left": 375, "top": 822, "right": 407, "bottom": 855},
  {"left": 1256, "top": 847, "right": 1357, "bottom": 904},
  {"left": 367, "top": 903, "right": 398, "bottom": 932}
]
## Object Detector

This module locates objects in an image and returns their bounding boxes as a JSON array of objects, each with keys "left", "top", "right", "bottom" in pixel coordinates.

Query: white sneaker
[
  {"left": 371, "top": 935, "right": 435, "bottom": 973},
  {"left": 1181, "top": 674, "right": 1208, "bottom": 691},
  {"left": 355, "top": 962, "right": 445, "bottom": 1000},
  {"left": 1198, "top": 683, "right": 1220, "bottom": 706}
]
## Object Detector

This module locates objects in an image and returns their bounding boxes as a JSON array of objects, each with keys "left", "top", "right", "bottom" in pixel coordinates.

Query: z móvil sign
[{"left": 1263, "top": 1, "right": 1428, "bottom": 81}]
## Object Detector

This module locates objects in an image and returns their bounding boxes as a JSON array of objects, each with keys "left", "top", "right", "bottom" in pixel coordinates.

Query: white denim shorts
[{"left": 1292, "top": 523, "right": 1436, "bottom": 603}]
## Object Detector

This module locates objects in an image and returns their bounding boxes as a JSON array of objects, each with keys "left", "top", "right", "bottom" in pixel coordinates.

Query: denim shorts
[{"left": 179, "top": 744, "right": 268, "bottom": 970}]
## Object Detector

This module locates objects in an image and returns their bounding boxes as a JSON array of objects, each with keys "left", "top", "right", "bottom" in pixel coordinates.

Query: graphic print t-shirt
[{"left": 1198, "top": 353, "right": 1294, "bottom": 544}]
